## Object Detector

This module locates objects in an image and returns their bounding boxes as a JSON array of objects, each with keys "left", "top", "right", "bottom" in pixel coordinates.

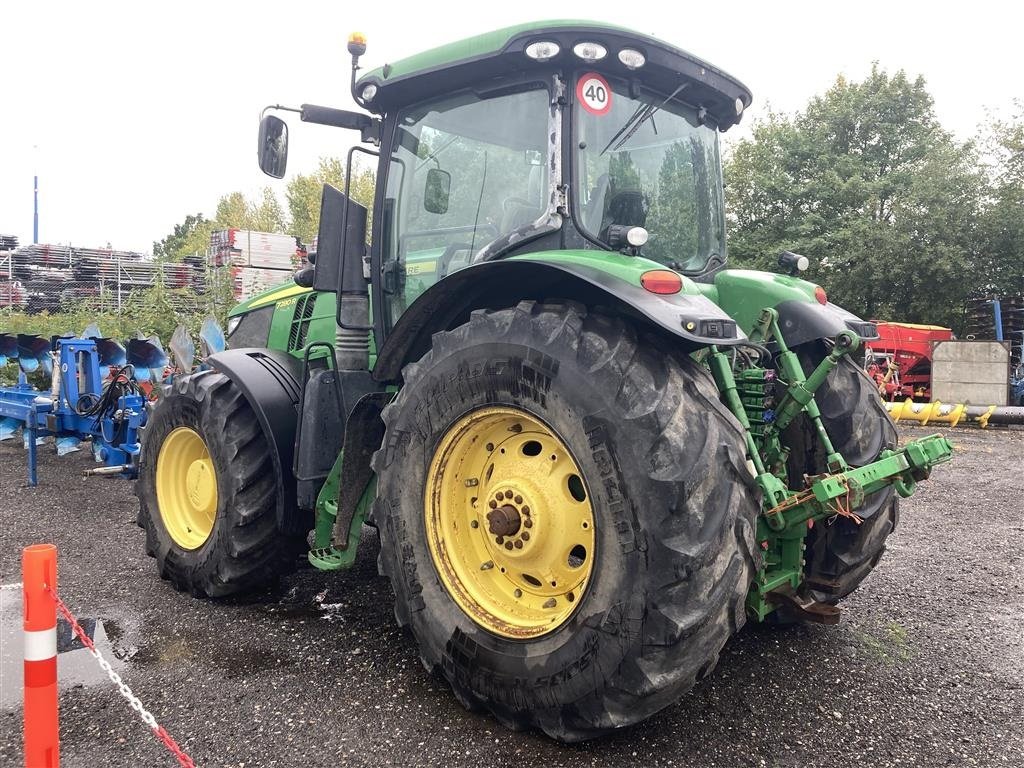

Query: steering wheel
[
  {"left": 583, "top": 174, "right": 610, "bottom": 233},
  {"left": 502, "top": 196, "right": 535, "bottom": 214}
]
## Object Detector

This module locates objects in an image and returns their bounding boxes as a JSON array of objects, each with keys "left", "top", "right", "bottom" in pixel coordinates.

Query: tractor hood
[
  {"left": 356, "top": 20, "right": 752, "bottom": 131},
  {"left": 228, "top": 281, "right": 310, "bottom": 317}
]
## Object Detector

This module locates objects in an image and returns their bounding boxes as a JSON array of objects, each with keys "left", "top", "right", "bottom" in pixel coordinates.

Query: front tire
[
  {"left": 373, "top": 301, "right": 759, "bottom": 741},
  {"left": 136, "top": 371, "right": 306, "bottom": 597}
]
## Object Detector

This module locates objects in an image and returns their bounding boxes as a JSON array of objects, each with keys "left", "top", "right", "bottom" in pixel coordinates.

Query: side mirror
[
  {"left": 258, "top": 115, "right": 288, "bottom": 178},
  {"left": 423, "top": 168, "right": 451, "bottom": 214}
]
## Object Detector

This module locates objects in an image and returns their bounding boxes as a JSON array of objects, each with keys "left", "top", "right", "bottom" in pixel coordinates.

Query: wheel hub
[
  {"left": 487, "top": 504, "right": 522, "bottom": 537},
  {"left": 155, "top": 427, "right": 218, "bottom": 550},
  {"left": 425, "top": 407, "right": 596, "bottom": 639}
]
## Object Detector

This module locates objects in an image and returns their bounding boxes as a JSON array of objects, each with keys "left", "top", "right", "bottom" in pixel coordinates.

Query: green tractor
[{"left": 136, "top": 21, "right": 953, "bottom": 741}]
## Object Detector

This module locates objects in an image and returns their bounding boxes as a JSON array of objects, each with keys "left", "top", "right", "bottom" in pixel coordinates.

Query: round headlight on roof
[
  {"left": 525, "top": 41, "right": 560, "bottom": 61},
  {"left": 573, "top": 41, "right": 607, "bottom": 63},
  {"left": 735, "top": 97, "right": 744, "bottom": 115},
  {"left": 361, "top": 84, "right": 378, "bottom": 101},
  {"left": 617, "top": 48, "right": 646, "bottom": 70}
]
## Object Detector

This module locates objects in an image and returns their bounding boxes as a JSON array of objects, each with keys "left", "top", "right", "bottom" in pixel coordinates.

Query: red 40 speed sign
[{"left": 577, "top": 72, "right": 612, "bottom": 115}]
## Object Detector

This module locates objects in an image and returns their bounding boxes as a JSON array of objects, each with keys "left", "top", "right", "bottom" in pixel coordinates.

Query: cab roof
[{"left": 355, "top": 20, "right": 753, "bottom": 130}]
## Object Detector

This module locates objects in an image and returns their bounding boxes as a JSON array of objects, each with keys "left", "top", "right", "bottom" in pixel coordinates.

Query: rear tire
[
  {"left": 785, "top": 347, "right": 899, "bottom": 604},
  {"left": 136, "top": 371, "right": 306, "bottom": 597},
  {"left": 373, "top": 301, "right": 759, "bottom": 741}
]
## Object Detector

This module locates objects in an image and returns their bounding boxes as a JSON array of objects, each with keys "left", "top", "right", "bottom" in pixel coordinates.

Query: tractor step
[
  {"left": 307, "top": 546, "right": 349, "bottom": 571},
  {"left": 768, "top": 585, "right": 841, "bottom": 625}
]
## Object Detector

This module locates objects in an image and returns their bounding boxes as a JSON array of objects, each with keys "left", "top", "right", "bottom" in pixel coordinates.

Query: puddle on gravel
[{"left": 0, "top": 587, "right": 126, "bottom": 709}]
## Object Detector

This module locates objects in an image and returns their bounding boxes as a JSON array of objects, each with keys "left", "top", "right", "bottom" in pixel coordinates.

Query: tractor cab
[
  {"left": 355, "top": 22, "right": 748, "bottom": 281},
  {"left": 259, "top": 21, "right": 752, "bottom": 346}
]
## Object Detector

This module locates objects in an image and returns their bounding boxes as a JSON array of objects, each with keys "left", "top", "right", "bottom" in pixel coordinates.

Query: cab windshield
[{"left": 575, "top": 76, "right": 725, "bottom": 273}]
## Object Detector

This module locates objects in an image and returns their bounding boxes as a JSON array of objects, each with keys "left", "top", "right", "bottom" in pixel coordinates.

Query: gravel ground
[{"left": 0, "top": 425, "right": 1021, "bottom": 768}]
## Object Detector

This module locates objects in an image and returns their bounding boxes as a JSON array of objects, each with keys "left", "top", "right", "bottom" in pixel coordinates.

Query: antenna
[{"left": 33, "top": 145, "right": 39, "bottom": 244}]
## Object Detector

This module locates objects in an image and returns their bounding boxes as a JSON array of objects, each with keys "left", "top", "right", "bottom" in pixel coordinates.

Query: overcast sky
[{"left": 2, "top": 0, "right": 1019, "bottom": 253}]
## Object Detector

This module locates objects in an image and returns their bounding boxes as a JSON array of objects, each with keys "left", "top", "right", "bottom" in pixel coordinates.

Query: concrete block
[{"left": 930, "top": 341, "right": 1010, "bottom": 405}]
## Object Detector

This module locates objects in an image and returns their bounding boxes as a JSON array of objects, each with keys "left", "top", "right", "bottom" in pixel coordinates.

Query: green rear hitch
[
  {"left": 757, "top": 307, "right": 860, "bottom": 472},
  {"left": 717, "top": 306, "right": 955, "bottom": 624},
  {"left": 748, "top": 432, "right": 954, "bottom": 623}
]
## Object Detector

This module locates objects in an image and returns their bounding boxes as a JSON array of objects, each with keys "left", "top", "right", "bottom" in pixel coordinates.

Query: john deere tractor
[{"left": 136, "top": 21, "right": 952, "bottom": 741}]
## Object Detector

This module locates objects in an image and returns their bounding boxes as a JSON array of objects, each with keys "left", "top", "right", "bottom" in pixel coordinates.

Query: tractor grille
[{"left": 288, "top": 294, "right": 317, "bottom": 352}]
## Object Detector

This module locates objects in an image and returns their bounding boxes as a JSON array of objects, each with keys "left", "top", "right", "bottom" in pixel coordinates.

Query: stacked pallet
[
  {"left": 228, "top": 267, "right": 294, "bottom": 299},
  {"left": 209, "top": 229, "right": 303, "bottom": 300},
  {"left": 0, "top": 235, "right": 21, "bottom": 309},
  {"left": 2, "top": 231, "right": 302, "bottom": 312},
  {"left": 964, "top": 296, "right": 1024, "bottom": 339},
  {"left": 0, "top": 281, "right": 27, "bottom": 310},
  {"left": 5, "top": 243, "right": 208, "bottom": 313},
  {"left": 964, "top": 295, "right": 1024, "bottom": 366}
]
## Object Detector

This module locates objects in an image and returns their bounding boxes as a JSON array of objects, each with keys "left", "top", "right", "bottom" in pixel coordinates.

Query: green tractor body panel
[
  {"left": 357, "top": 20, "right": 629, "bottom": 85},
  {"left": 701, "top": 269, "right": 819, "bottom": 333},
  {"left": 355, "top": 20, "right": 751, "bottom": 129}
]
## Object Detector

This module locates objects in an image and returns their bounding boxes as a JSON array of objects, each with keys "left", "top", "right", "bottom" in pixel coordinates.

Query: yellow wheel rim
[
  {"left": 425, "top": 407, "right": 596, "bottom": 639},
  {"left": 156, "top": 427, "right": 218, "bottom": 550}
]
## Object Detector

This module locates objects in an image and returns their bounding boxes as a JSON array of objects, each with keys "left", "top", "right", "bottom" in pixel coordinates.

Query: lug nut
[
  {"left": 505, "top": 542, "right": 514, "bottom": 550},
  {"left": 470, "top": 520, "right": 479, "bottom": 529},
  {"left": 504, "top": 490, "right": 514, "bottom": 499},
  {"left": 524, "top": 519, "right": 533, "bottom": 529},
  {"left": 514, "top": 540, "right": 523, "bottom": 549},
  {"left": 514, "top": 495, "right": 523, "bottom": 504},
  {"left": 495, "top": 492, "right": 504, "bottom": 502},
  {"left": 489, "top": 499, "right": 497, "bottom": 509},
  {"left": 521, "top": 531, "right": 530, "bottom": 541},
  {"left": 522, "top": 506, "right": 530, "bottom": 515},
  {"left": 496, "top": 536, "right": 504, "bottom": 545}
]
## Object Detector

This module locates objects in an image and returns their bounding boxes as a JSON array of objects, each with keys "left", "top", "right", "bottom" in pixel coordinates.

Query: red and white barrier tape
[{"left": 45, "top": 585, "right": 196, "bottom": 768}]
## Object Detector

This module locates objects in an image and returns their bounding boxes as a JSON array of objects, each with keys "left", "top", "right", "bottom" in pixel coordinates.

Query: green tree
[
  {"left": 978, "top": 101, "right": 1024, "bottom": 296},
  {"left": 286, "top": 157, "right": 376, "bottom": 244},
  {"left": 724, "top": 65, "right": 986, "bottom": 330},
  {"left": 156, "top": 187, "right": 289, "bottom": 263},
  {"left": 214, "top": 188, "right": 287, "bottom": 233},
  {"left": 153, "top": 213, "right": 212, "bottom": 259}
]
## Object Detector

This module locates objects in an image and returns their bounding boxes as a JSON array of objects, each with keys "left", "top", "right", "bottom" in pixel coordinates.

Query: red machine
[{"left": 864, "top": 322, "right": 953, "bottom": 400}]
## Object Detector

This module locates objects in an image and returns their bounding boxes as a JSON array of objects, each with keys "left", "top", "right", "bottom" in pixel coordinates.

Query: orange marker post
[{"left": 23, "top": 544, "right": 59, "bottom": 768}]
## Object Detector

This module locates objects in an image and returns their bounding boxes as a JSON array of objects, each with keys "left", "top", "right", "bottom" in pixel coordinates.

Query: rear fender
[
  {"left": 373, "top": 258, "right": 745, "bottom": 382},
  {"left": 710, "top": 268, "right": 878, "bottom": 348}
]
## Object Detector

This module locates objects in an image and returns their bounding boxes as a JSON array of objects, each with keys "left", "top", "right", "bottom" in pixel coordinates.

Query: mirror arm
[
  {"left": 300, "top": 104, "right": 370, "bottom": 130},
  {"left": 260, "top": 104, "right": 302, "bottom": 119},
  {"left": 360, "top": 119, "right": 382, "bottom": 145}
]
